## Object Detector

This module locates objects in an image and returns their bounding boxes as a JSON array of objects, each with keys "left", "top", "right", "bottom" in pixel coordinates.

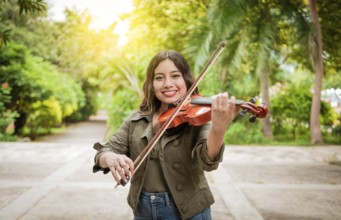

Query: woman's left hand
[{"left": 210, "top": 92, "right": 240, "bottom": 132}]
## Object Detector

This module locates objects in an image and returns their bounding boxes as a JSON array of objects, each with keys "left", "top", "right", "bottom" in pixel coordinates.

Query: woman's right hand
[{"left": 99, "top": 152, "right": 135, "bottom": 184}]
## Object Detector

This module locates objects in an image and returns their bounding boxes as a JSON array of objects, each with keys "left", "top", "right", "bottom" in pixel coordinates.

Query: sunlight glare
[{"left": 47, "top": 0, "right": 134, "bottom": 46}]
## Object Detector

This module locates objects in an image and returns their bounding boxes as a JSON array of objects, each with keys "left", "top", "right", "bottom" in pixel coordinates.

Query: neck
[{"left": 157, "top": 105, "right": 168, "bottom": 115}]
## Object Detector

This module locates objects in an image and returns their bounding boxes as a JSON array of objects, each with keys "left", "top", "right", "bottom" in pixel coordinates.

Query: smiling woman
[{"left": 46, "top": 0, "right": 134, "bottom": 46}]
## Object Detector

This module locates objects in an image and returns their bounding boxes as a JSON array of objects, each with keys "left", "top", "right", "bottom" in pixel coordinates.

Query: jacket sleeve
[
  {"left": 92, "top": 117, "right": 130, "bottom": 174},
  {"left": 191, "top": 123, "right": 225, "bottom": 171}
]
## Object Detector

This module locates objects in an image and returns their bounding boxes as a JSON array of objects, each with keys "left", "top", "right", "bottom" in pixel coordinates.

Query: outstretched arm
[{"left": 206, "top": 92, "right": 239, "bottom": 161}]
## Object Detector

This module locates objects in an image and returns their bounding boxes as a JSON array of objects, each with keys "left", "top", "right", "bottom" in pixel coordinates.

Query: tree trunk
[
  {"left": 308, "top": 0, "right": 324, "bottom": 145},
  {"left": 14, "top": 112, "right": 27, "bottom": 135},
  {"left": 260, "top": 66, "right": 273, "bottom": 140}
]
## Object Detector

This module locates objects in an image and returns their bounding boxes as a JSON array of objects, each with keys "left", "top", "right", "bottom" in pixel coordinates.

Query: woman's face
[{"left": 153, "top": 59, "right": 187, "bottom": 111}]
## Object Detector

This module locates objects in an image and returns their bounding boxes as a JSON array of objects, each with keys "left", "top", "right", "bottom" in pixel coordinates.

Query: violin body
[{"left": 159, "top": 95, "right": 268, "bottom": 128}]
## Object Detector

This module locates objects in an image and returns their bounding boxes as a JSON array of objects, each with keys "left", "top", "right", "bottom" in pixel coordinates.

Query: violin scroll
[{"left": 238, "top": 98, "right": 269, "bottom": 123}]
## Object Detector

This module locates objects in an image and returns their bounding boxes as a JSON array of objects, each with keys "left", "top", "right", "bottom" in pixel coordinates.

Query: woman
[{"left": 93, "top": 50, "right": 239, "bottom": 219}]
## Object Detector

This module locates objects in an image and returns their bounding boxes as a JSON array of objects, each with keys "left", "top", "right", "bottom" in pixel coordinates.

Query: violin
[{"left": 158, "top": 95, "right": 269, "bottom": 128}]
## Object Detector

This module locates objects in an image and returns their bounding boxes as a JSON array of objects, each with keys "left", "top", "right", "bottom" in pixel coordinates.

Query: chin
[{"left": 166, "top": 96, "right": 181, "bottom": 103}]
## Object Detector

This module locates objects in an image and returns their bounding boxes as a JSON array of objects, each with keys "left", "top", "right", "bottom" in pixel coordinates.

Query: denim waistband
[{"left": 140, "top": 191, "right": 173, "bottom": 206}]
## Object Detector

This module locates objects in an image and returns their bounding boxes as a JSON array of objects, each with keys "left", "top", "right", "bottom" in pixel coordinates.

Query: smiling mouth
[{"left": 162, "top": 91, "right": 177, "bottom": 97}]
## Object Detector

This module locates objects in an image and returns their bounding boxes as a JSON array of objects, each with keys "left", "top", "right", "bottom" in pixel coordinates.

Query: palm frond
[
  {"left": 17, "top": 0, "right": 46, "bottom": 14},
  {"left": 0, "top": 28, "right": 12, "bottom": 47}
]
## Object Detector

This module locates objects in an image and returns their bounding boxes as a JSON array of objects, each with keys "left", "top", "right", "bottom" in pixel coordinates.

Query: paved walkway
[{"left": 0, "top": 114, "right": 341, "bottom": 220}]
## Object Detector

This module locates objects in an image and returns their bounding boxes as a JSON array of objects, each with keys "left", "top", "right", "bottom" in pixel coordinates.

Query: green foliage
[
  {"left": 324, "top": 74, "right": 341, "bottom": 89},
  {"left": 107, "top": 89, "right": 139, "bottom": 136},
  {"left": 17, "top": 0, "right": 46, "bottom": 14},
  {"left": 23, "top": 97, "right": 62, "bottom": 139},
  {"left": 1, "top": 3, "right": 122, "bottom": 139},
  {"left": 24, "top": 55, "right": 86, "bottom": 119},
  {"left": 65, "top": 85, "right": 96, "bottom": 123},
  {"left": 0, "top": 42, "right": 85, "bottom": 137},
  {"left": 124, "top": 0, "right": 209, "bottom": 62},
  {"left": 0, "top": 83, "right": 19, "bottom": 140},
  {"left": 271, "top": 82, "right": 336, "bottom": 142},
  {"left": 0, "top": 83, "right": 11, "bottom": 113},
  {"left": 0, "top": 28, "right": 11, "bottom": 46},
  {"left": 317, "top": 0, "right": 341, "bottom": 73},
  {"left": 323, "top": 114, "right": 341, "bottom": 144},
  {"left": 225, "top": 119, "right": 266, "bottom": 144},
  {"left": 47, "top": 9, "right": 121, "bottom": 121},
  {"left": 0, "top": 43, "right": 32, "bottom": 116},
  {"left": 323, "top": 128, "right": 341, "bottom": 144},
  {"left": 0, "top": 0, "right": 47, "bottom": 47}
]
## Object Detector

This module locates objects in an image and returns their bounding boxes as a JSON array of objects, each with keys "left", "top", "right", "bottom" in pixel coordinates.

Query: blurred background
[{"left": 0, "top": 0, "right": 340, "bottom": 145}]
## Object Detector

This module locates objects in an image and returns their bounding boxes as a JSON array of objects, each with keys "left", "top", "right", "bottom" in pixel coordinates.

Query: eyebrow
[{"left": 154, "top": 70, "right": 180, "bottom": 75}]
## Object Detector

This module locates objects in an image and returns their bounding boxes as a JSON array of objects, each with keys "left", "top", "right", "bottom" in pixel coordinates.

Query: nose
[{"left": 163, "top": 76, "right": 173, "bottom": 88}]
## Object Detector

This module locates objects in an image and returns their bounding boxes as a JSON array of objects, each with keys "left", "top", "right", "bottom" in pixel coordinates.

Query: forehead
[{"left": 154, "top": 59, "right": 179, "bottom": 74}]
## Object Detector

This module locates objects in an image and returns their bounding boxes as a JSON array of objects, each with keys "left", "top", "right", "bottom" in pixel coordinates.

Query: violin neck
[
  {"left": 190, "top": 97, "right": 243, "bottom": 106},
  {"left": 190, "top": 97, "right": 212, "bottom": 105}
]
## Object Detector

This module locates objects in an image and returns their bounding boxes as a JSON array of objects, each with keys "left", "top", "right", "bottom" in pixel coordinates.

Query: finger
[
  {"left": 125, "top": 158, "right": 135, "bottom": 174},
  {"left": 216, "top": 94, "right": 222, "bottom": 108},
  {"left": 117, "top": 158, "right": 130, "bottom": 171},
  {"left": 110, "top": 164, "right": 121, "bottom": 183},
  {"left": 221, "top": 92, "right": 228, "bottom": 108},
  {"left": 221, "top": 92, "right": 229, "bottom": 104},
  {"left": 113, "top": 159, "right": 127, "bottom": 182},
  {"left": 117, "top": 166, "right": 129, "bottom": 183},
  {"left": 228, "top": 96, "right": 240, "bottom": 116},
  {"left": 229, "top": 96, "right": 236, "bottom": 105},
  {"left": 231, "top": 97, "right": 241, "bottom": 114},
  {"left": 211, "top": 95, "right": 217, "bottom": 109},
  {"left": 118, "top": 162, "right": 131, "bottom": 177},
  {"left": 121, "top": 163, "right": 130, "bottom": 175},
  {"left": 214, "top": 93, "right": 226, "bottom": 111}
]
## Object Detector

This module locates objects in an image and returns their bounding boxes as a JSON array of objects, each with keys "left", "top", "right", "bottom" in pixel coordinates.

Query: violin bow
[{"left": 115, "top": 41, "right": 226, "bottom": 188}]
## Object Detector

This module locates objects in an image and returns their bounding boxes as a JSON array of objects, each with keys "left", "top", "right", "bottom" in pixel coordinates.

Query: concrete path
[{"left": 0, "top": 115, "right": 341, "bottom": 220}]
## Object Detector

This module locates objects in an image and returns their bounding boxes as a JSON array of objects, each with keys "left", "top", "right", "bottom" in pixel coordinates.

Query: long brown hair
[{"left": 139, "top": 50, "right": 198, "bottom": 115}]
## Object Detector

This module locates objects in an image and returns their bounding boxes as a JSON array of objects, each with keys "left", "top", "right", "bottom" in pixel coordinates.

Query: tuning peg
[
  {"left": 249, "top": 115, "right": 256, "bottom": 123},
  {"left": 239, "top": 109, "right": 247, "bottom": 117},
  {"left": 249, "top": 97, "right": 256, "bottom": 104}
]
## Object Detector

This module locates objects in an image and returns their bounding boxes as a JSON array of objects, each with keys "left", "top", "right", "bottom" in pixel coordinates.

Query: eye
[
  {"left": 172, "top": 73, "right": 182, "bottom": 79},
  {"left": 154, "top": 75, "right": 164, "bottom": 81}
]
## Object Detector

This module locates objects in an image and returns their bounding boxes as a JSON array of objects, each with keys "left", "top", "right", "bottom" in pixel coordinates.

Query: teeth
[{"left": 164, "top": 91, "right": 176, "bottom": 96}]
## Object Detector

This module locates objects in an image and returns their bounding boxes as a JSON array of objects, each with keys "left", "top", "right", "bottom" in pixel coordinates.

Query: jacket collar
[
  {"left": 131, "top": 110, "right": 185, "bottom": 144},
  {"left": 130, "top": 111, "right": 154, "bottom": 142},
  {"left": 130, "top": 110, "right": 152, "bottom": 122}
]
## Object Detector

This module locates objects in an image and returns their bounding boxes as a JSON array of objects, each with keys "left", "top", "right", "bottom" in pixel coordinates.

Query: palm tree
[
  {"left": 188, "top": 0, "right": 279, "bottom": 140},
  {"left": 188, "top": 0, "right": 318, "bottom": 141},
  {"left": 308, "top": 0, "right": 324, "bottom": 144}
]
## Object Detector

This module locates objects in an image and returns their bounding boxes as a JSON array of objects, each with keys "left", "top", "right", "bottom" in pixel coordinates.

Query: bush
[
  {"left": 271, "top": 83, "right": 336, "bottom": 142},
  {"left": 107, "top": 89, "right": 139, "bottom": 137},
  {"left": 0, "top": 83, "right": 19, "bottom": 140},
  {"left": 225, "top": 118, "right": 266, "bottom": 144},
  {"left": 23, "top": 97, "right": 62, "bottom": 139},
  {"left": 323, "top": 114, "right": 341, "bottom": 144},
  {"left": 0, "top": 42, "right": 86, "bottom": 138}
]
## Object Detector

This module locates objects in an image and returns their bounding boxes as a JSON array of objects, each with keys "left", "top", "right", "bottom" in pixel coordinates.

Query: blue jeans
[{"left": 134, "top": 191, "right": 211, "bottom": 220}]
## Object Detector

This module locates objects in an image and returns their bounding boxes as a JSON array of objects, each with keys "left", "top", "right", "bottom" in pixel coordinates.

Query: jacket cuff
[
  {"left": 203, "top": 142, "right": 225, "bottom": 165},
  {"left": 192, "top": 141, "right": 225, "bottom": 171},
  {"left": 92, "top": 143, "right": 111, "bottom": 174}
]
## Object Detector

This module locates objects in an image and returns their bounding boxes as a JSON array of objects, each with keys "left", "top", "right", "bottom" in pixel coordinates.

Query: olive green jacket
[{"left": 93, "top": 110, "right": 225, "bottom": 219}]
